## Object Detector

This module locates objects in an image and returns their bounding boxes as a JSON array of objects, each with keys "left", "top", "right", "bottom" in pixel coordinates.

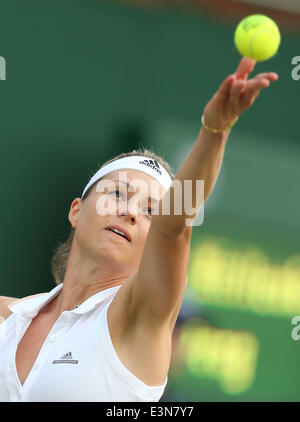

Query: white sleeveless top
[{"left": 0, "top": 284, "right": 168, "bottom": 402}]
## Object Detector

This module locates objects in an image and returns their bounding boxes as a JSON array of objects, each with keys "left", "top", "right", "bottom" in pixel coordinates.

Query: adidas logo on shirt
[
  {"left": 139, "top": 159, "right": 162, "bottom": 175},
  {"left": 53, "top": 351, "right": 78, "bottom": 364}
]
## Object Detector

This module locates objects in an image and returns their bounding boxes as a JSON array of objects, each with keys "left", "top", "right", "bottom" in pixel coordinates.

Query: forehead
[
  {"left": 94, "top": 169, "right": 165, "bottom": 203},
  {"left": 103, "top": 169, "right": 164, "bottom": 193}
]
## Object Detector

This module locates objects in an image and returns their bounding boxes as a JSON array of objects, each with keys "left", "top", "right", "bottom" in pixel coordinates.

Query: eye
[
  {"left": 144, "top": 207, "right": 153, "bottom": 217},
  {"left": 108, "top": 189, "right": 126, "bottom": 199}
]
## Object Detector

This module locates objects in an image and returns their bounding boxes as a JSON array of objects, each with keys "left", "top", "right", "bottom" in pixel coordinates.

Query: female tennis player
[{"left": 0, "top": 57, "right": 278, "bottom": 402}]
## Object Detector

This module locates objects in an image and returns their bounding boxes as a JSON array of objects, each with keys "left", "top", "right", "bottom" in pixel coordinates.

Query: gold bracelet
[{"left": 201, "top": 114, "right": 239, "bottom": 133}]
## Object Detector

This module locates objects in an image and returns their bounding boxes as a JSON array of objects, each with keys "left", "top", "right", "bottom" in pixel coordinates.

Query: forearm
[
  {"left": 176, "top": 125, "right": 231, "bottom": 202},
  {"left": 153, "top": 57, "right": 278, "bottom": 237},
  {"left": 154, "top": 125, "right": 231, "bottom": 235}
]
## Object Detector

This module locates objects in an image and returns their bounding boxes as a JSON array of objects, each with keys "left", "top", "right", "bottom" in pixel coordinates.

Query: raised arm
[
  {"left": 106, "top": 58, "right": 279, "bottom": 386},
  {"left": 124, "top": 57, "right": 278, "bottom": 325},
  {"left": 157, "top": 57, "right": 278, "bottom": 235},
  {"left": 109, "top": 59, "right": 279, "bottom": 378}
]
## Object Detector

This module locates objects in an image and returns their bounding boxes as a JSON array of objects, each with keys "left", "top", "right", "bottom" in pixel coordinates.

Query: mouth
[{"left": 105, "top": 226, "right": 131, "bottom": 242}]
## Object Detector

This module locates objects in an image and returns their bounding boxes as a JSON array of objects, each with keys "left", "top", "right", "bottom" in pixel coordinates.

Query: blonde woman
[{"left": 0, "top": 58, "right": 278, "bottom": 402}]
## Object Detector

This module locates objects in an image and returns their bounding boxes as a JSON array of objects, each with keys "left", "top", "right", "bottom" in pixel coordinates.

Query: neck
[{"left": 55, "top": 244, "right": 135, "bottom": 314}]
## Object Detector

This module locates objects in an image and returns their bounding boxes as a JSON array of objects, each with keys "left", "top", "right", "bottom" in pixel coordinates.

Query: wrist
[{"left": 202, "top": 112, "right": 239, "bottom": 133}]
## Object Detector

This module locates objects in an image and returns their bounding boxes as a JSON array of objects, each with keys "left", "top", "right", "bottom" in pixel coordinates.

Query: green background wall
[{"left": 1, "top": 0, "right": 299, "bottom": 401}]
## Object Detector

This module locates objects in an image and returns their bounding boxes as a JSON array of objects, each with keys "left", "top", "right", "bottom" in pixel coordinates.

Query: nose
[
  {"left": 120, "top": 210, "right": 136, "bottom": 223},
  {"left": 118, "top": 198, "right": 141, "bottom": 223}
]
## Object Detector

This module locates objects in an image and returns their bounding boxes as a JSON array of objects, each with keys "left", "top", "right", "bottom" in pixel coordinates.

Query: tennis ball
[{"left": 234, "top": 14, "right": 281, "bottom": 61}]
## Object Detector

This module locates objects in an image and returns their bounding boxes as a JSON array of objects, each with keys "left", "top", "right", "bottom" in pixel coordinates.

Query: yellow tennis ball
[{"left": 234, "top": 14, "right": 281, "bottom": 61}]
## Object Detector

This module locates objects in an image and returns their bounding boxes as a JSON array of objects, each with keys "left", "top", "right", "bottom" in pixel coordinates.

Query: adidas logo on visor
[{"left": 139, "top": 159, "right": 162, "bottom": 175}]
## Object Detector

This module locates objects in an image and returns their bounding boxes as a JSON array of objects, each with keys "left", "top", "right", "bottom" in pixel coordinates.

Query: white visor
[{"left": 81, "top": 155, "right": 173, "bottom": 199}]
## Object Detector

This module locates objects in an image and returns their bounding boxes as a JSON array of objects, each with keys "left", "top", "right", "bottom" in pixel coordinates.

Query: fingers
[
  {"left": 217, "top": 70, "right": 278, "bottom": 106},
  {"left": 254, "top": 72, "right": 279, "bottom": 82},
  {"left": 229, "top": 79, "right": 247, "bottom": 110},
  {"left": 228, "top": 74, "right": 276, "bottom": 112},
  {"left": 217, "top": 74, "right": 236, "bottom": 103},
  {"left": 242, "top": 77, "right": 270, "bottom": 93},
  {"left": 211, "top": 64, "right": 279, "bottom": 122},
  {"left": 240, "top": 76, "right": 273, "bottom": 107},
  {"left": 242, "top": 72, "right": 279, "bottom": 95},
  {"left": 235, "top": 57, "right": 256, "bottom": 80},
  {"left": 231, "top": 68, "right": 279, "bottom": 109}
]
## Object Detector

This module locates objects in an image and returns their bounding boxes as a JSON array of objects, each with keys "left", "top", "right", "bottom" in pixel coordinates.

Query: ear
[{"left": 68, "top": 198, "right": 81, "bottom": 229}]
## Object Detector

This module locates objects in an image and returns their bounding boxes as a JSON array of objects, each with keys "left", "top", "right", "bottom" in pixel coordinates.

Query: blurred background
[{"left": 1, "top": 0, "right": 300, "bottom": 401}]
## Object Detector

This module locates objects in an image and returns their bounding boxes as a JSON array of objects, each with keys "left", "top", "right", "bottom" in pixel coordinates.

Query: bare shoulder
[
  {"left": 0, "top": 293, "right": 46, "bottom": 321},
  {"left": 0, "top": 296, "right": 18, "bottom": 320}
]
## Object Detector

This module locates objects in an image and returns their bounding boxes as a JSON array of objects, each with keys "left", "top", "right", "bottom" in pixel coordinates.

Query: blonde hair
[{"left": 50, "top": 147, "right": 175, "bottom": 285}]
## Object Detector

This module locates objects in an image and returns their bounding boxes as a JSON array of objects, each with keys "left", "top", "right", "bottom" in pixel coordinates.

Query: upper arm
[{"left": 127, "top": 220, "right": 192, "bottom": 330}]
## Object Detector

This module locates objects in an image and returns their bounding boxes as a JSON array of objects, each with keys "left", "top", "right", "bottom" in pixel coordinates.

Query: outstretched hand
[{"left": 203, "top": 57, "right": 279, "bottom": 130}]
